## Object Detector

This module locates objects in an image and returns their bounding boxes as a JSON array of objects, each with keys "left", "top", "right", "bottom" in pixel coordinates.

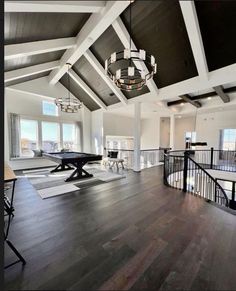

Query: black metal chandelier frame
[
  {"left": 105, "top": 49, "right": 156, "bottom": 91},
  {"left": 104, "top": 0, "right": 157, "bottom": 92},
  {"left": 55, "top": 63, "right": 82, "bottom": 113}
]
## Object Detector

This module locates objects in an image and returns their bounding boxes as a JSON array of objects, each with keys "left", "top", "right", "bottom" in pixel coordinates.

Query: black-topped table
[{"left": 43, "top": 152, "right": 102, "bottom": 182}]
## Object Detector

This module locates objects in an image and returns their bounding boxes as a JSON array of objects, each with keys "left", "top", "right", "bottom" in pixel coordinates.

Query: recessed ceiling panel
[
  {"left": 195, "top": 1, "right": 236, "bottom": 71},
  {"left": 60, "top": 75, "right": 100, "bottom": 111},
  {"left": 121, "top": 0, "right": 198, "bottom": 88},
  {"left": 73, "top": 56, "right": 120, "bottom": 106},
  {"left": 4, "top": 12, "right": 90, "bottom": 45},
  {"left": 5, "top": 50, "right": 65, "bottom": 72},
  {"left": 90, "top": 26, "right": 149, "bottom": 99},
  {"left": 5, "top": 71, "right": 50, "bottom": 87}
]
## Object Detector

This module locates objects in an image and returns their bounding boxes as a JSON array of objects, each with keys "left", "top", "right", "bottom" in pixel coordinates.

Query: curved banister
[
  {"left": 164, "top": 151, "right": 230, "bottom": 208},
  {"left": 188, "top": 156, "right": 229, "bottom": 207}
]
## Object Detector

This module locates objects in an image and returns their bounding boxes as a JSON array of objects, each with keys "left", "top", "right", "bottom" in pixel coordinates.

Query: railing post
[
  {"left": 163, "top": 150, "right": 168, "bottom": 186},
  {"left": 183, "top": 151, "right": 189, "bottom": 192},
  {"left": 229, "top": 181, "right": 236, "bottom": 210},
  {"left": 210, "top": 147, "right": 214, "bottom": 169}
]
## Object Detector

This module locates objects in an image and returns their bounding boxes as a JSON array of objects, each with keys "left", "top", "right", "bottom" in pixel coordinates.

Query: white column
[
  {"left": 133, "top": 102, "right": 141, "bottom": 172},
  {"left": 169, "top": 115, "right": 175, "bottom": 150}
]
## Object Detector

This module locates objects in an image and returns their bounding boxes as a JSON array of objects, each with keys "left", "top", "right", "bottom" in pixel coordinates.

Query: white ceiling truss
[
  {"left": 5, "top": 1, "right": 106, "bottom": 13},
  {"left": 5, "top": 61, "right": 60, "bottom": 83},
  {"left": 4, "top": 0, "right": 236, "bottom": 112},
  {"left": 179, "top": 1, "right": 208, "bottom": 80},
  {"left": 5, "top": 37, "right": 76, "bottom": 60},
  {"left": 84, "top": 49, "right": 128, "bottom": 106},
  {"left": 48, "top": 1, "right": 130, "bottom": 85}
]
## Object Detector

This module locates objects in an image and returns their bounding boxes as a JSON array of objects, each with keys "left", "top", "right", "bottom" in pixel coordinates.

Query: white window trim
[
  {"left": 42, "top": 100, "right": 58, "bottom": 117},
  {"left": 15, "top": 115, "right": 81, "bottom": 159}
]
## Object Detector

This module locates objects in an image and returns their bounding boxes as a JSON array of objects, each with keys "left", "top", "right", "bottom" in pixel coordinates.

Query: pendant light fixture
[
  {"left": 104, "top": 0, "right": 157, "bottom": 92},
  {"left": 55, "top": 63, "right": 82, "bottom": 113}
]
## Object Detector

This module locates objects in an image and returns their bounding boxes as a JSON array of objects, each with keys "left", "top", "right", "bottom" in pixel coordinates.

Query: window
[
  {"left": 42, "top": 122, "right": 60, "bottom": 152},
  {"left": 42, "top": 101, "right": 58, "bottom": 116},
  {"left": 62, "top": 123, "right": 76, "bottom": 150},
  {"left": 20, "top": 119, "right": 38, "bottom": 157},
  {"left": 220, "top": 129, "right": 236, "bottom": 150}
]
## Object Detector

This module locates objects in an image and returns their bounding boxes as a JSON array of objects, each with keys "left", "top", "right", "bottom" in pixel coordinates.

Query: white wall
[
  {"left": 81, "top": 106, "right": 92, "bottom": 153},
  {"left": 196, "top": 110, "right": 236, "bottom": 149},
  {"left": 103, "top": 112, "right": 134, "bottom": 137},
  {"left": 141, "top": 116, "right": 159, "bottom": 149},
  {"left": 91, "top": 109, "right": 104, "bottom": 155},
  {"left": 104, "top": 112, "right": 160, "bottom": 150},
  {"left": 159, "top": 117, "right": 170, "bottom": 148},
  {"left": 174, "top": 116, "right": 195, "bottom": 150}
]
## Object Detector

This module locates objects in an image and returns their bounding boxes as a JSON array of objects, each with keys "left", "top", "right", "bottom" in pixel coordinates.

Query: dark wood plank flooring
[{"left": 4, "top": 166, "right": 236, "bottom": 290}]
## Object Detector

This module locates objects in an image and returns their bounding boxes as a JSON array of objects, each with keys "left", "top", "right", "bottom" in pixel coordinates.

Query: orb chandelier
[
  {"left": 55, "top": 63, "right": 82, "bottom": 113},
  {"left": 104, "top": 0, "right": 157, "bottom": 92}
]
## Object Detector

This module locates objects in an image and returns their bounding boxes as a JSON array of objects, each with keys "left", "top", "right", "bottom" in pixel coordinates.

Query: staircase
[{"left": 163, "top": 149, "right": 236, "bottom": 210}]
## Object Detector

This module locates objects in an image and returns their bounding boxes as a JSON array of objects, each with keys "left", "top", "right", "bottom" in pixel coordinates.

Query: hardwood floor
[{"left": 4, "top": 165, "right": 236, "bottom": 290}]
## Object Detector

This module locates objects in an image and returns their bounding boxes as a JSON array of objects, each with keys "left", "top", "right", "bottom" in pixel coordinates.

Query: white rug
[
  {"left": 20, "top": 167, "right": 126, "bottom": 199},
  {"left": 38, "top": 184, "right": 80, "bottom": 199}
]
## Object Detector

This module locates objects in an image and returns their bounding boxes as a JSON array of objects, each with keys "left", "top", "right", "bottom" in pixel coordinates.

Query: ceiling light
[
  {"left": 180, "top": 103, "right": 184, "bottom": 106},
  {"left": 104, "top": 1, "right": 156, "bottom": 92},
  {"left": 55, "top": 63, "right": 82, "bottom": 113},
  {"left": 208, "top": 97, "right": 212, "bottom": 100}
]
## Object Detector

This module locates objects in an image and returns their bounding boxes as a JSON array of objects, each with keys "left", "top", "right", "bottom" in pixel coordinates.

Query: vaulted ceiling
[{"left": 4, "top": 0, "right": 236, "bottom": 112}]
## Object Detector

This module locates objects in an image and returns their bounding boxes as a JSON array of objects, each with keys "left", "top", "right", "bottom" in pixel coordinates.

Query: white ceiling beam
[
  {"left": 5, "top": 37, "right": 76, "bottom": 60},
  {"left": 5, "top": 1, "right": 105, "bottom": 13},
  {"left": 5, "top": 61, "right": 59, "bottom": 82},
  {"left": 84, "top": 49, "right": 128, "bottom": 106},
  {"left": 112, "top": 17, "right": 159, "bottom": 95},
  {"left": 68, "top": 69, "right": 107, "bottom": 110},
  {"left": 179, "top": 1, "right": 208, "bottom": 80},
  {"left": 107, "top": 63, "right": 236, "bottom": 109},
  {"left": 49, "top": 1, "right": 130, "bottom": 85}
]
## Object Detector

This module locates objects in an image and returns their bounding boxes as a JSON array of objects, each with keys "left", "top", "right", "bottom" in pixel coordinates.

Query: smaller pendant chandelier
[
  {"left": 104, "top": 0, "right": 157, "bottom": 92},
  {"left": 55, "top": 63, "right": 82, "bottom": 113}
]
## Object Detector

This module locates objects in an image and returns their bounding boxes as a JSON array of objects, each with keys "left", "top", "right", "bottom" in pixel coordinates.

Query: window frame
[
  {"left": 18, "top": 116, "right": 80, "bottom": 158},
  {"left": 19, "top": 118, "right": 39, "bottom": 157},
  {"left": 42, "top": 100, "right": 58, "bottom": 117}
]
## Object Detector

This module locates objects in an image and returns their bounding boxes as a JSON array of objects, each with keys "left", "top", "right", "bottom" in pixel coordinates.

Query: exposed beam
[
  {"left": 107, "top": 64, "right": 236, "bottom": 110},
  {"left": 5, "top": 61, "right": 60, "bottom": 82},
  {"left": 179, "top": 94, "right": 201, "bottom": 108},
  {"left": 213, "top": 85, "right": 230, "bottom": 103},
  {"left": 5, "top": 37, "right": 76, "bottom": 60},
  {"left": 68, "top": 69, "right": 107, "bottom": 110},
  {"left": 49, "top": 1, "right": 130, "bottom": 85},
  {"left": 5, "top": 1, "right": 105, "bottom": 13},
  {"left": 167, "top": 86, "right": 236, "bottom": 106},
  {"left": 179, "top": 1, "right": 208, "bottom": 80},
  {"left": 112, "top": 17, "right": 159, "bottom": 95},
  {"left": 84, "top": 50, "right": 128, "bottom": 106}
]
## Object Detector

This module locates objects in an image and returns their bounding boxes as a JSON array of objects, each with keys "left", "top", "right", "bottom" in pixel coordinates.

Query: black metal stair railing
[{"left": 164, "top": 151, "right": 229, "bottom": 208}]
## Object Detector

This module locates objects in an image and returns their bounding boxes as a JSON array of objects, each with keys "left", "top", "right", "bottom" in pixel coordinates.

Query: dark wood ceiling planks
[
  {"left": 60, "top": 75, "right": 100, "bottom": 111},
  {"left": 4, "top": 12, "right": 91, "bottom": 45},
  {"left": 195, "top": 1, "right": 236, "bottom": 71},
  {"left": 73, "top": 56, "right": 120, "bottom": 106},
  {"left": 5, "top": 50, "right": 65, "bottom": 72},
  {"left": 121, "top": 0, "right": 198, "bottom": 88}
]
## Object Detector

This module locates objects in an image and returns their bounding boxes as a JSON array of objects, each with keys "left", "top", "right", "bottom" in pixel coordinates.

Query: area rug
[{"left": 21, "top": 167, "right": 126, "bottom": 199}]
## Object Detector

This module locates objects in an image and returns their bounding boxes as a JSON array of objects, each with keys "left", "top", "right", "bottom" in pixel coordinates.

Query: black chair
[{"left": 110, "top": 151, "right": 118, "bottom": 158}]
